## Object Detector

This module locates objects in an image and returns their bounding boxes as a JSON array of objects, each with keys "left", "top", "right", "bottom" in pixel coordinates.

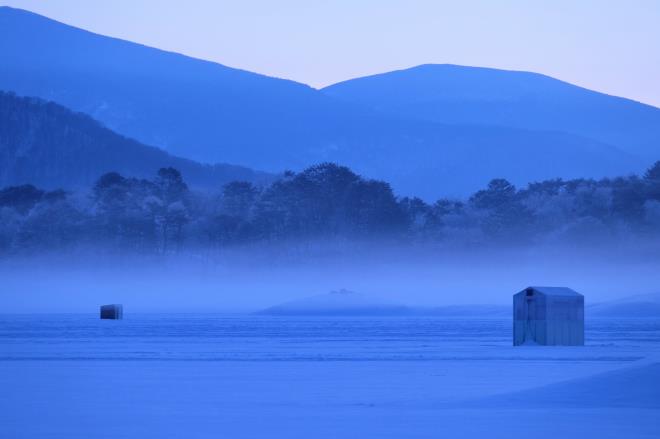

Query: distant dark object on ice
[
  {"left": 100, "top": 304, "right": 123, "bottom": 320},
  {"left": 257, "top": 289, "right": 410, "bottom": 316},
  {"left": 513, "top": 287, "right": 584, "bottom": 346}
]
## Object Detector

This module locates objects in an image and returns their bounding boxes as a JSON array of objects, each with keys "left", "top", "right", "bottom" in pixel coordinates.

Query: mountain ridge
[
  {"left": 0, "top": 7, "right": 651, "bottom": 198},
  {"left": 322, "top": 63, "right": 660, "bottom": 159}
]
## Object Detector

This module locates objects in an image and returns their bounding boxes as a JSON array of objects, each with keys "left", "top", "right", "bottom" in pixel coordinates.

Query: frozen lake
[{"left": 1, "top": 315, "right": 659, "bottom": 438}]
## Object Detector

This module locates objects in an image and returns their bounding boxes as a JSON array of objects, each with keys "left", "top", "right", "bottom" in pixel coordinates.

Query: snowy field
[{"left": 1, "top": 315, "right": 659, "bottom": 438}]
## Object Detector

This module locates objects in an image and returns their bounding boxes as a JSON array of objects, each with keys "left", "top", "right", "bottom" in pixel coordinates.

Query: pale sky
[{"left": 3, "top": 0, "right": 660, "bottom": 106}]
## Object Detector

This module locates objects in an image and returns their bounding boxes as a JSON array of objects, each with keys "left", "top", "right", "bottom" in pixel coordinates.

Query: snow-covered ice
[{"left": 1, "top": 315, "right": 658, "bottom": 438}]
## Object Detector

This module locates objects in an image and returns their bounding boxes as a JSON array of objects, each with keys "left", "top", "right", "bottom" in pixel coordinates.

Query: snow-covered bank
[{"left": 470, "top": 358, "right": 660, "bottom": 409}]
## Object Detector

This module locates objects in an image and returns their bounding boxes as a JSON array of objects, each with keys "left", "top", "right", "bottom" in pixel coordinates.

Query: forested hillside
[
  {"left": 1, "top": 161, "right": 658, "bottom": 255},
  {"left": 0, "top": 92, "right": 270, "bottom": 189}
]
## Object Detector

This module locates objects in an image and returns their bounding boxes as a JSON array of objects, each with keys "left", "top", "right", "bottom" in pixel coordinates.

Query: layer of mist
[{"left": 2, "top": 240, "right": 659, "bottom": 313}]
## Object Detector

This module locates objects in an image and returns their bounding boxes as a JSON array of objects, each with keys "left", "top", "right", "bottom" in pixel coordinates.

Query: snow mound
[
  {"left": 418, "top": 304, "right": 509, "bottom": 317},
  {"left": 478, "top": 360, "right": 660, "bottom": 408},
  {"left": 589, "top": 293, "right": 660, "bottom": 318},
  {"left": 257, "top": 289, "right": 410, "bottom": 316}
]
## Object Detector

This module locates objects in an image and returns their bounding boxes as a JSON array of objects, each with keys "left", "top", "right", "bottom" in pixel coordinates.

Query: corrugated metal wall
[{"left": 513, "top": 290, "right": 583, "bottom": 346}]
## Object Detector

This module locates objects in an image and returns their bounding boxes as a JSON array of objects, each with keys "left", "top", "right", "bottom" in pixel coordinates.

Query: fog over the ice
[{"left": 3, "top": 240, "right": 659, "bottom": 313}]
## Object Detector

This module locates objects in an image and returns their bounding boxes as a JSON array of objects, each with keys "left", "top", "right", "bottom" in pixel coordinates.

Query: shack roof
[{"left": 517, "top": 286, "right": 582, "bottom": 297}]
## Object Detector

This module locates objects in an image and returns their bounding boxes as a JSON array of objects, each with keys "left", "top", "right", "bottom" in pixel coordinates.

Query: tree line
[{"left": 1, "top": 162, "right": 659, "bottom": 255}]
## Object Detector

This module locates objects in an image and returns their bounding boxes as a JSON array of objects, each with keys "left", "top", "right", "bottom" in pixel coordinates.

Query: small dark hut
[{"left": 100, "top": 304, "right": 123, "bottom": 320}]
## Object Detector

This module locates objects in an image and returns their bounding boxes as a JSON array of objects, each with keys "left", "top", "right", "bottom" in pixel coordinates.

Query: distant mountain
[
  {"left": 323, "top": 64, "right": 660, "bottom": 159},
  {"left": 588, "top": 293, "right": 660, "bottom": 318},
  {"left": 257, "top": 290, "right": 410, "bottom": 316},
  {"left": 0, "top": 92, "right": 269, "bottom": 189},
  {"left": 0, "top": 8, "right": 647, "bottom": 198}
]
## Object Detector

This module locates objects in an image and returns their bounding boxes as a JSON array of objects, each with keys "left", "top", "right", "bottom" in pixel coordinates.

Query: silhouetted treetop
[{"left": 1, "top": 161, "right": 659, "bottom": 254}]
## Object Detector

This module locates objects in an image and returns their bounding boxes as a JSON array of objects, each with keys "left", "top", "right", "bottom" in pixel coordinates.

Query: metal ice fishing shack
[{"left": 513, "top": 287, "right": 584, "bottom": 346}]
